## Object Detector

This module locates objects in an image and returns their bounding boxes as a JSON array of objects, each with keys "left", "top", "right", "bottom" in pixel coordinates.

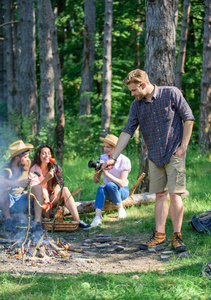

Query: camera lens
[{"left": 88, "top": 160, "right": 96, "bottom": 169}]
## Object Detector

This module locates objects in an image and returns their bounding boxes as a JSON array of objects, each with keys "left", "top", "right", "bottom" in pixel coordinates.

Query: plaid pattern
[{"left": 122, "top": 85, "right": 195, "bottom": 167}]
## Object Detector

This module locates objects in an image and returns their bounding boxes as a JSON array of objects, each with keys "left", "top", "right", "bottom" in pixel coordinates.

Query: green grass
[
  {"left": 0, "top": 269, "right": 210, "bottom": 299},
  {"left": 0, "top": 146, "right": 211, "bottom": 299}
]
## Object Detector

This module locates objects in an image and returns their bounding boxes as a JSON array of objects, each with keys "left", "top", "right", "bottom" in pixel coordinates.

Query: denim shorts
[{"left": 9, "top": 193, "right": 34, "bottom": 214}]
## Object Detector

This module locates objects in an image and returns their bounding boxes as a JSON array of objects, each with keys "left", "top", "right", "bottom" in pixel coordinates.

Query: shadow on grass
[{"left": 0, "top": 260, "right": 211, "bottom": 300}]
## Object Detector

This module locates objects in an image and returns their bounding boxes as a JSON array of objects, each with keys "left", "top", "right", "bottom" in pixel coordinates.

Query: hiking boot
[
  {"left": 79, "top": 220, "right": 91, "bottom": 230},
  {"left": 172, "top": 232, "right": 187, "bottom": 253},
  {"left": 139, "top": 230, "right": 168, "bottom": 251}
]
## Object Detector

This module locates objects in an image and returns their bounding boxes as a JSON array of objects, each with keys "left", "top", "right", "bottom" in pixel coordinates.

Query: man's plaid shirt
[{"left": 122, "top": 85, "right": 195, "bottom": 167}]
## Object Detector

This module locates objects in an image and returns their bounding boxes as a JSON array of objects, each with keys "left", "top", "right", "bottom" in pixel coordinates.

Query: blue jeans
[{"left": 94, "top": 182, "right": 129, "bottom": 211}]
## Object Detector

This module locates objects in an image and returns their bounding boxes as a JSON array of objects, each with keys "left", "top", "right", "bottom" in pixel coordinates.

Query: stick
[
  {"left": 51, "top": 184, "right": 64, "bottom": 233},
  {"left": 32, "top": 233, "right": 45, "bottom": 257},
  {"left": 0, "top": 21, "right": 19, "bottom": 28},
  {"left": 129, "top": 173, "right": 146, "bottom": 196},
  {"left": 21, "top": 187, "right": 31, "bottom": 264}
]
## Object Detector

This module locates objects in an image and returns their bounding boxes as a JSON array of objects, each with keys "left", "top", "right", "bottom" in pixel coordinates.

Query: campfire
[{"left": 1, "top": 231, "right": 82, "bottom": 264}]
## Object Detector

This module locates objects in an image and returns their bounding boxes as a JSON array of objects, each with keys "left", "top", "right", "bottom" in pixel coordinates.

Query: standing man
[
  {"left": 104, "top": 69, "right": 194, "bottom": 253},
  {"left": 0, "top": 140, "right": 44, "bottom": 234}
]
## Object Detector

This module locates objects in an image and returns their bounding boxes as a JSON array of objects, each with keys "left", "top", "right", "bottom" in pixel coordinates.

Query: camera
[{"left": 88, "top": 157, "right": 104, "bottom": 171}]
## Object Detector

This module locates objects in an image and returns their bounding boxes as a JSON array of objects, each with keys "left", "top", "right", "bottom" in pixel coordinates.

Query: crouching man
[{"left": 0, "top": 140, "right": 44, "bottom": 235}]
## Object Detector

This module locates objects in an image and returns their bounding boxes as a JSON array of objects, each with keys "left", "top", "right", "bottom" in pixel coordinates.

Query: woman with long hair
[{"left": 29, "top": 144, "right": 90, "bottom": 229}]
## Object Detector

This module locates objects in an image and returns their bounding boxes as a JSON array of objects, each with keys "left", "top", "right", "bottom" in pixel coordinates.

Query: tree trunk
[
  {"left": 79, "top": 0, "right": 96, "bottom": 121},
  {"left": 134, "top": 0, "right": 143, "bottom": 69},
  {"left": 138, "top": 137, "right": 149, "bottom": 192},
  {"left": 145, "top": 0, "right": 178, "bottom": 85},
  {"left": 37, "top": 0, "right": 55, "bottom": 133},
  {"left": 51, "top": 1, "right": 65, "bottom": 164},
  {"left": 199, "top": 0, "right": 211, "bottom": 151},
  {"left": 50, "top": 190, "right": 189, "bottom": 216},
  {"left": 4, "top": 0, "right": 15, "bottom": 123},
  {"left": 17, "top": 0, "right": 38, "bottom": 134},
  {"left": 0, "top": 1, "right": 7, "bottom": 124},
  {"left": 175, "top": 0, "right": 191, "bottom": 89},
  {"left": 140, "top": 0, "right": 179, "bottom": 187},
  {"left": 101, "top": 0, "right": 113, "bottom": 137}
]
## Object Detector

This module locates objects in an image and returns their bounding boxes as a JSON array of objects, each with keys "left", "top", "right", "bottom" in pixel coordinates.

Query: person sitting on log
[
  {"left": 85, "top": 134, "right": 131, "bottom": 230},
  {"left": 29, "top": 144, "right": 90, "bottom": 229},
  {"left": 0, "top": 140, "right": 44, "bottom": 234}
]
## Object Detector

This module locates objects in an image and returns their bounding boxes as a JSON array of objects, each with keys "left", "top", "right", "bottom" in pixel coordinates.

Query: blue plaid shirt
[{"left": 122, "top": 85, "right": 195, "bottom": 167}]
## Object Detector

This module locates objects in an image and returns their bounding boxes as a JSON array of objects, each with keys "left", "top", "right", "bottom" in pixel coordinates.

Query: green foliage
[{"left": 0, "top": 0, "right": 205, "bottom": 160}]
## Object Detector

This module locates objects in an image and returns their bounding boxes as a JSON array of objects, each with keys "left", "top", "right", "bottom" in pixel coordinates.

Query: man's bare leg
[
  {"left": 155, "top": 191, "right": 169, "bottom": 233},
  {"left": 169, "top": 193, "right": 183, "bottom": 233}
]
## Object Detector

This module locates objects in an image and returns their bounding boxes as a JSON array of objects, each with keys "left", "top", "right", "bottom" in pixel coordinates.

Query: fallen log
[{"left": 49, "top": 190, "right": 189, "bottom": 216}]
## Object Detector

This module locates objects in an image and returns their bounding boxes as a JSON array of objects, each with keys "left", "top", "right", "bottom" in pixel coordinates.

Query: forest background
[{"left": 0, "top": 0, "right": 210, "bottom": 187}]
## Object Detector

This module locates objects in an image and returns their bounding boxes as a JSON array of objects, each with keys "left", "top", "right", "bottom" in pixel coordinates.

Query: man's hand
[
  {"left": 176, "top": 145, "right": 187, "bottom": 158},
  {"left": 102, "top": 159, "right": 116, "bottom": 170},
  {"left": 18, "top": 178, "right": 31, "bottom": 188}
]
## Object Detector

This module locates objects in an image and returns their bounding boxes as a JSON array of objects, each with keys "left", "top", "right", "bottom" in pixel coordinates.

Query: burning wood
[{"left": 1, "top": 232, "right": 75, "bottom": 264}]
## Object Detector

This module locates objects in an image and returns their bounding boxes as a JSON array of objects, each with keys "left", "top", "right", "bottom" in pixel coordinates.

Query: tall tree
[
  {"left": 145, "top": 0, "right": 178, "bottom": 86},
  {"left": 4, "top": 0, "right": 15, "bottom": 122},
  {"left": 79, "top": 0, "right": 96, "bottom": 121},
  {"left": 17, "top": 0, "right": 38, "bottom": 134},
  {"left": 139, "top": 0, "right": 179, "bottom": 192},
  {"left": 101, "top": 0, "right": 113, "bottom": 137},
  {"left": 175, "top": 0, "right": 191, "bottom": 89},
  {"left": 50, "top": 0, "right": 65, "bottom": 164},
  {"left": 199, "top": 0, "right": 211, "bottom": 151},
  {"left": 37, "top": 0, "right": 55, "bottom": 132},
  {"left": 0, "top": 2, "right": 7, "bottom": 124}
]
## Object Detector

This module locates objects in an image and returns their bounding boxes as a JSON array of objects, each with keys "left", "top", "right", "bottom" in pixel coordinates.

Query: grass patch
[{"left": 0, "top": 269, "right": 210, "bottom": 299}]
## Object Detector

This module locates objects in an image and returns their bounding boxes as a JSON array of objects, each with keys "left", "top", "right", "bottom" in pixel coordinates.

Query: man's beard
[
  {"left": 136, "top": 94, "right": 145, "bottom": 101},
  {"left": 18, "top": 160, "right": 29, "bottom": 171}
]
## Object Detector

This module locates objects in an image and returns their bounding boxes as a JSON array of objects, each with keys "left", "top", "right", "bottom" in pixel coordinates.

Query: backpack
[{"left": 189, "top": 209, "right": 211, "bottom": 234}]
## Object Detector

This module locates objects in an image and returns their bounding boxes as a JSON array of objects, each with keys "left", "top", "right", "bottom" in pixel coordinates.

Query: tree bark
[
  {"left": 140, "top": 0, "right": 179, "bottom": 187},
  {"left": 17, "top": 0, "right": 38, "bottom": 134},
  {"left": 79, "top": 0, "right": 96, "bottom": 121},
  {"left": 37, "top": 0, "right": 65, "bottom": 163},
  {"left": 51, "top": 4, "right": 65, "bottom": 165},
  {"left": 101, "top": 0, "right": 113, "bottom": 137},
  {"left": 50, "top": 190, "right": 189, "bottom": 216},
  {"left": 37, "top": 0, "right": 55, "bottom": 133},
  {"left": 138, "top": 137, "right": 149, "bottom": 192},
  {"left": 199, "top": 0, "right": 211, "bottom": 151},
  {"left": 4, "top": 0, "right": 15, "bottom": 122},
  {"left": 145, "top": 0, "right": 178, "bottom": 85},
  {"left": 0, "top": 1, "right": 7, "bottom": 124},
  {"left": 175, "top": 0, "right": 191, "bottom": 89}
]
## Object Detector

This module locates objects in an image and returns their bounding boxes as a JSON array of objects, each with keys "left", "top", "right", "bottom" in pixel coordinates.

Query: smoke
[{"left": 0, "top": 124, "right": 18, "bottom": 167}]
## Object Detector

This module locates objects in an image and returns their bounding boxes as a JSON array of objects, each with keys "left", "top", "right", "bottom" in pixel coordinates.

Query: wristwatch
[{"left": 110, "top": 156, "right": 117, "bottom": 161}]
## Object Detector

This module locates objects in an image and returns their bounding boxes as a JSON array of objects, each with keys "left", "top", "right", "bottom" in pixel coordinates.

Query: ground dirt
[{"left": 0, "top": 222, "right": 179, "bottom": 276}]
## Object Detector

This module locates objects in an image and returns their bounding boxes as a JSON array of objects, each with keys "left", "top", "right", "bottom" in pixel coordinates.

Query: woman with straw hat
[{"left": 86, "top": 134, "right": 131, "bottom": 229}]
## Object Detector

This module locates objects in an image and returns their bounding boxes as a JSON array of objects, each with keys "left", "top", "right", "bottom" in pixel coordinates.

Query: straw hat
[
  {"left": 100, "top": 134, "right": 118, "bottom": 147},
  {"left": 8, "top": 140, "right": 34, "bottom": 159}
]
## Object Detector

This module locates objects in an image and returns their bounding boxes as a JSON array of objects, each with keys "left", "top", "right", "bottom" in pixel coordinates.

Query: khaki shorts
[{"left": 149, "top": 154, "right": 186, "bottom": 194}]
